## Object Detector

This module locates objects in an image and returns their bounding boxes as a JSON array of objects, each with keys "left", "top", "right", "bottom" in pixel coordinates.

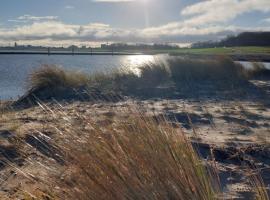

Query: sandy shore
[
  {"left": 0, "top": 70, "right": 269, "bottom": 199},
  {"left": 0, "top": 96, "right": 270, "bottom": 199}
]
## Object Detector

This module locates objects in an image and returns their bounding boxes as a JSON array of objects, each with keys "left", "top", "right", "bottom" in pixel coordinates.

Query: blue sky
[{"left": 0, "top": 0, "right": 270, "bottom": 46}]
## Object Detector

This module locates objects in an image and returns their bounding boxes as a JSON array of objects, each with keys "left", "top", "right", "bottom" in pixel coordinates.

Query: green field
[
  {"left": 141, "top": 46, "right": 270, "bottom": 55},
  {"left": 92, "top": 46, "right": 270, "bottom": 55},
  {"left": 8, "top": 46, "right": 268, "bottom": 56}
]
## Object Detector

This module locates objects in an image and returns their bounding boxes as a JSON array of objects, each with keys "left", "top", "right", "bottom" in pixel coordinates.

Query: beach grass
[
  {"left": 28, "top": 64, "right": 89, "bottom": 91},
  {"left": 18, "top": 56, "right": 255, "bottom": 104},
  {"left": 57, "top": 110, "right": 218, "bottom": 200},
  {"left": 10, "top": 102, "right": 267, "bottom": 200},
  {"left": 245, "top": 62, "right": 270, "bottom": 79}
]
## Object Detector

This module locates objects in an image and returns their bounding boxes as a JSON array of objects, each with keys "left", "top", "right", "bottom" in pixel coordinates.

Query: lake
[
  {"left": 0, "top": 54, "right": 159, "bottom": 100},
  {"left": 0, "top": 54, "right": 269, "bottom": 100},
  {"left": 236, "top": 61, "right": 270, "bottom": 69}
]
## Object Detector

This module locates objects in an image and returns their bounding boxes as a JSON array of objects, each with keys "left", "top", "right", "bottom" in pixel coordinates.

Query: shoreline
[
  {"left": 1, "top": 57, "right": 270, "bottom": 199},
  {"left": 0, "top": 50, "right": 143, "bottom": 56},
  {"left": 1, "top": 98, "right": 270, "bottom": 199},
  {"left": 1, "top": 51, "right": 270, "bottom": 62}
]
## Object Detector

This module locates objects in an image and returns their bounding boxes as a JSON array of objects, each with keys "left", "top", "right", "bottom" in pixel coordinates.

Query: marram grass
[{"left": 57, "top": 110, "right": 218, "bottom": 200}]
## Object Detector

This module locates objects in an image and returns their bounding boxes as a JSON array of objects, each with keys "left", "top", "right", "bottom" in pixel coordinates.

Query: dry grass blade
[
  {"left": 247, "top": 171, "right": 269, "bottom": 200},
  {"left": 28, "top": 65, "right": 89, "bottom": 91},
  {"left": 16, "top": 56, "right": 254, "bottom": 106},
  {"left": 57, "top": 110, "right": 217, "bottom": 200}
]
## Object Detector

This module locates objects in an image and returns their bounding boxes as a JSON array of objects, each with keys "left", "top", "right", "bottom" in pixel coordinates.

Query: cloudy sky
[{"left": 0, "top": 0, "right": 270, "bottom": 47}]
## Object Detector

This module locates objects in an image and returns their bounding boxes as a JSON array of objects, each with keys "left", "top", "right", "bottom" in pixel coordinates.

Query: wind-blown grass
[
  {"left": 55, "top": 110, "right": 218, "bottom": 200},
  {"left": 15, "top": 56, "right": 256, "bottom": 106},
  {"left": 245, "top": 63, "right": 270, "bottom": 79},
  {"left": 26, "top": 104, "right": 268, "bottom": 200},
  {"left": 2, "top": 100, "right": 269, "bottom": 199},
  {"left": 15, "top": 65, "right": 91, "bottom": 104},
  {"left": 28, "top": 65, "right": 89, "bottom": 91},
  {"left": 168, "top": 56, "right": 246, "bottom": 83}
]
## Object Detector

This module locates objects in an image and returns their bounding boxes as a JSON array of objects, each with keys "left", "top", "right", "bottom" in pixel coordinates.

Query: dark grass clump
[
  {"left": 28, "top": 65, "right": 89, "bottom": 90},
  {"left": 86, "top": 56, "right": 249, "bottom": 98},
  {"left": 139, "top": 63, "right": 170, "bottom": 87},
  {"left": 14, "top": 56, "right": 256, "bottom": 106},
  {"left": 114, "top": 63, "right": 171, "bottom": 97},
  {"left": 90, "top": 64, "right": 169, "bottom": 91},
  {"left": 14, "top": 65, "right": 90, "bottom": 106},
  {"left": 168, "top": 56, "right": 247, "bottom": 85},
  {"left": 246, "top": 63, "right": 270, "bottom": 79}
]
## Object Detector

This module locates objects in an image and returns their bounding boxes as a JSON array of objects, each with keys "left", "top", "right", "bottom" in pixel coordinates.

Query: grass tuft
[
  {"left": 2, "top": 102, "right": 269, "bottom": 199},
  {"left": 16, "top": 56, "right": 259, "bottom": 105},
  {"left": 246, "top": 63, "right": 270, "bottom": 79},
  {"left": 168, "top": 56, "right": 246, "bottom": 84},
  {"left": 58, "top": 111, "right": 218, "bottom": 200},
  {"left": 28, "top": 65, "right": 89, "bottom": 91}
]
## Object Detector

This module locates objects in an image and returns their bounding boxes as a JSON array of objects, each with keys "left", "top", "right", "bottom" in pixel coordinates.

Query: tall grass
[
  {"left": 139, "top": 63, "right": 170, "bottom": 87},
  {"left": 249, "top": 173, "right": 269, "bottom": 200},
  {"left": 28, "top": 65, "right": 89, "bottom": 91},
  {"left": 19, "top": 56, "right": 253, "bottom": 103},
  {"left": 168, "top": 56, "right": 246, "bottom": 83},
  {"left": 245, "top": 62, "right": 270, "bottom": 79},
  {"left": 15, "top": 65, "right": 91, "bottom": 104},
  {"left": 32, "top": 104, "right": 268, "bottom": 200},
  {"left": 3, "top": 100, "right": 269, "bottom": 199},
  {"left": 84, "top": 63, "right": 169, "bottom": 95},
  {"left": 57, "top": 110, "right": 218, "bottom": 200}
]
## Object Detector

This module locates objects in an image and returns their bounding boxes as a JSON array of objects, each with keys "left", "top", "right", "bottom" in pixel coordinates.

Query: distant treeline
[
  {"left": 0, "top": 43, "right": 180, "bottom": 51},
  {"left": 192, "top": 32, "right": 270, "bottom": 48},
  {"left": 100, "top": 43, "right": 180, "bottom": 50}
]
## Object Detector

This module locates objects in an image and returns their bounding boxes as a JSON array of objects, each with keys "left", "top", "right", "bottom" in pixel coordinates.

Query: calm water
[
  {"left": 236, "top": 61, "right": 270, "bottom": 69},
  {"left": 0, "top": 54, "right": 159, "bottom": 100},
  {"left": 0, "top": 54, "right": 269, "bottom": 100}
]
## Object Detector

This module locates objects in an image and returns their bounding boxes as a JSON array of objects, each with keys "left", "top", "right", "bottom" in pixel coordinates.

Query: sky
[{"left": 0, "top": 0, "right": 270, "bottom": 47}]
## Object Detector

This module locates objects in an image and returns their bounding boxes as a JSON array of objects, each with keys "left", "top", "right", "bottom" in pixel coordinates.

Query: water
[
  {"left": 0, "top": 54, "right": 269, "bottom": 100},
  {"left": 0, "top": 54, "right": 158, "bottom": 100},
  {"left": 235, "top": 61, "right": 270, "bottom": 70}
]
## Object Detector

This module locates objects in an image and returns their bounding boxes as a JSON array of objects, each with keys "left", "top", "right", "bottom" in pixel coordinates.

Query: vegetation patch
[
  {"left": 13, "top": 56, "right": 265, "bottom": 107},
  {"left": 245, "top": 63, "right": 270, "bottom": 79},
  {"left": 56, "top": 112, "right": 218, "bottom": 200}
]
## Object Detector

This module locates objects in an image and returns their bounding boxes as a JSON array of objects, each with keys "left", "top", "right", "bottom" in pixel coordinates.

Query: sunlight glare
[{"left": 123, "top": 55, "right": 155, "bottom": 75}]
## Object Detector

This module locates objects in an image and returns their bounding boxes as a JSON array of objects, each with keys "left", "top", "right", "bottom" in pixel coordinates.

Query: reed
[
  {"left": 56, "top": 109, "right": 217, "bottom": 200},
  {"left": 22, "top": 56, "right": 252, "bottom": 103},
  {"left": 28, "top": 65, "right": 89, "bottom": 91}
]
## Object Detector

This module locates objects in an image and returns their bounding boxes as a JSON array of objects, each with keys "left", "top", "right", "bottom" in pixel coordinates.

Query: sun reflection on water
[{"left": 121, "top": 55, "right": 155, "bottom": 75}]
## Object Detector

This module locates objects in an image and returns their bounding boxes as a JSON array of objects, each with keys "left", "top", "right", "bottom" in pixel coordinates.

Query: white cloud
[
  {"left": 65, "top": 5, "right": 75, "bottom": 9},
  {"left": 181, "top": 0, "right": 270, "bottom": 26},
  {"left": 0, "top": 21, "right": 130, "bottom": 42},
  {"left": 8, "top": 15, "right": 59, "bottom": 23},
  {"left": 2, "top": 0, "right": 270, "bottom": 46},
  {"left": 0, "top": 38, "right": 102, "bottom": 47},
  {"left": 0, "top": 19, "right": 269, "bottom": 46},
  {"left": 8, "top": 19, "right": 27, "bottom": 23},
  {"left": 17, "top": 15, "right": 58, "bottom": 21}
]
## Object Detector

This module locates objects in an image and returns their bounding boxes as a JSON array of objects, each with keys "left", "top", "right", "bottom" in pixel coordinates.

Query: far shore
[{"left": 1, "top": 49, "right": 270, "bottom": 62}]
